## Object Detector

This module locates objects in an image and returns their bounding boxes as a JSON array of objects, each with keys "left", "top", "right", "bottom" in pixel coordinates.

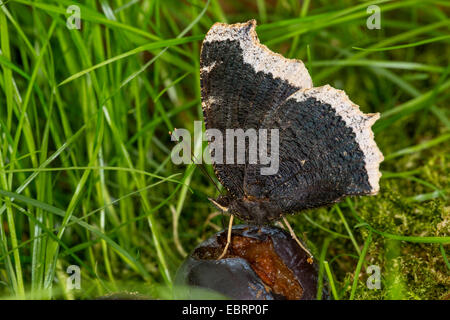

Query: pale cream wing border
[
  {"left": 201, "top": 19, "right": 313, "bottom": 90},
  {"left": 290, "top": 85, "right": 384, "bottom": 194}
]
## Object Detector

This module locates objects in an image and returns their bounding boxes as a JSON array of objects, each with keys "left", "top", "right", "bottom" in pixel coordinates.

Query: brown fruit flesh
[{"left": 221, "top": 234, "right": 303, "bottom": 300}]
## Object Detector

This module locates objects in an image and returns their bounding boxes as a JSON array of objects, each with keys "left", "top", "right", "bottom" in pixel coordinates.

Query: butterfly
[{"left": 200, "top": 20, "right": 383, "bottom": 225}]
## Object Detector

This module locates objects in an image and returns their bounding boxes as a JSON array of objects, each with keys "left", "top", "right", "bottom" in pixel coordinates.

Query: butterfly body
[{"left": 213, "top": 194, "right": 281, "bottom": 225}]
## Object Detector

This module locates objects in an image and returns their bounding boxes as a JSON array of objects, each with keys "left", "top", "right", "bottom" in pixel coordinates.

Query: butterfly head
[{"left": 209, "top": 195, "right": 282, "bottom": 225}]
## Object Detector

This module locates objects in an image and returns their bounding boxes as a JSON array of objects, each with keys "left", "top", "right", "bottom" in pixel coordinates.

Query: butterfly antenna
[
  {"left": 189, "top": 142, "right": 224, "bottom": 195},
  {"left": 169, "top": 130, "right": 223, "bottom": 195}
]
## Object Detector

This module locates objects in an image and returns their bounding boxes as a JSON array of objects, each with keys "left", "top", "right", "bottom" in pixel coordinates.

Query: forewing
[{"left": 200, "top": 20, "right": 312, "bottom": 197}]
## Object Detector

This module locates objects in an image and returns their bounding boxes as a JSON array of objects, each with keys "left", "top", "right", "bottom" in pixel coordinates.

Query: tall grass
[{"left": 0, "top": 0, "right": 448, "bottom": 299}]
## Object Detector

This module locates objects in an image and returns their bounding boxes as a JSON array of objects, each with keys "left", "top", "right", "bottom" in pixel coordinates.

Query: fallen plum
[{"left": 175, "top": 224, "right": 324, "bottom": 300}]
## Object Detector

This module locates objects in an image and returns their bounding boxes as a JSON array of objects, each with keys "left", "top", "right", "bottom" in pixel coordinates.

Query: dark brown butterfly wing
[{"left": 200, "top": 20, "right": 313, "bottom": 197}]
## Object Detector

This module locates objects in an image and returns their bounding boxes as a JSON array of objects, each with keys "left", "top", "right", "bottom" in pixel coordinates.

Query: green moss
[{"left": 351, "top": 179, "right": 449, "bottom": 299}]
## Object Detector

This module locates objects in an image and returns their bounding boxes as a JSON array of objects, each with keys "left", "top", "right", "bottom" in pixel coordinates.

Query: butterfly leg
[
  {"left": 282, "top": 216, "right": 314, "bottom": 264},
  {"left": 217, "top": 214, "right": 234, "bottom": 260}
]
